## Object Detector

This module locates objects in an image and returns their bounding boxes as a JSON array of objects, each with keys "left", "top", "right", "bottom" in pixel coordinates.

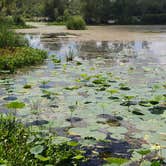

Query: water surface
[{"left": 0, "top": 29, "right": 166, "bottom": 161}]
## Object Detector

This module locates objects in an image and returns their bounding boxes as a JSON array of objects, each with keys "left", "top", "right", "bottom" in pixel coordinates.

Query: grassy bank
[{"left": 0, "top": 16, "right": 33, "bottom": 29}]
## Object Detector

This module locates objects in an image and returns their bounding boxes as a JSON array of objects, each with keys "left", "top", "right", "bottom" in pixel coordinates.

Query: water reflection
[
  {"left": 25, "top": 34, "right": 156, "bottom": 59},
  {"left": 25, "top": 34, "right": 166, "bottom": 70}
]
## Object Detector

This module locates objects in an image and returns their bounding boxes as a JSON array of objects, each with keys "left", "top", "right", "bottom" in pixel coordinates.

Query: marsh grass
[{"left": 0, "top": 24, "right": 28, "bottom": 48}]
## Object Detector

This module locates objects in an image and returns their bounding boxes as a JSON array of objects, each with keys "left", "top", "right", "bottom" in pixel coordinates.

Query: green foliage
[
  {"left": 0, "top": 16, "right": 15, "bottom": 25},
  {"left": 137, "top": 149, "right": 151, "bottom": 156},
  {"left": 107, "top": 89, "right": 119, "bottom": 95},
  {"left": 13, "top": 15, "right": 26, "bottom": 26},
  {"left": 6, "top": 101, "right": 25, "bottom": 109},
  {"left": 105, "top": 157, "right": 129, "bottom": 165},
  {"left": 66, "top": 15, "right": 86, "bottom": 30},
  {"left": 0, "top": 15, "right": 28, "bottom": 29},
  {"left": 47, "top": 21, "right": 65, "bottom": 26},
  {"left": 0, "top": 24, "right": 28, "bottom": 48},
  {"left": 142, "top": 14, "right": 166, "bottom": 25},
  {"left": 0, "top": 115, "right": 85, "bottom": 165},
  {"left": 151, "top": 161, "right": 161, "bottom": 166},
  {"left": 0, "top": 47, "right": 47, "bottom": 73},
  {"left": 1, "top": 0, "right": 166, "bottom": 25}
]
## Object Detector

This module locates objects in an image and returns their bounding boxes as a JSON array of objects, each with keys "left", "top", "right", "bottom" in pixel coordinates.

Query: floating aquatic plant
[
  {"left": 121, "top": 95, "right": 136, "bottom": 111},
  {"left": 23, "top": 84, "right": 32, "bottom": 89},
  {"left": 105, "top": 157, "right": 129, "bottom": 165},
  {"left": 6, "top": 101, "right": 25, "bottom": 115},
  {"left": 119, "top": 83, "right": 131, "bottom": 91},
  {"left": 107, "top": 88, "right": 119, "bottom": 100}
]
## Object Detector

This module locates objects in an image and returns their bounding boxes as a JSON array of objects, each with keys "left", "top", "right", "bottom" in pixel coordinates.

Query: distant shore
[{"left": 17, "top": 22, "right": 166, "bottom": 41}]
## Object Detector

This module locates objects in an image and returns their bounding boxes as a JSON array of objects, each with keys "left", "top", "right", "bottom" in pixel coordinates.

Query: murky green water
[{"left": 0, "top": 34, "right": 166, "bottom": 161}]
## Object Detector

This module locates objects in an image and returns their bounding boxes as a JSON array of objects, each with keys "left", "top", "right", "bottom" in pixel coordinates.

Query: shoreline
[{"left": 16, "top": 22, "right": 166, "bottom": 41}]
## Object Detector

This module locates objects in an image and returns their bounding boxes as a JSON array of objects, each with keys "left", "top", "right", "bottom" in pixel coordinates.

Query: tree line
[{"left": 1, "top": 0, "right": 166, "bottom": 24}]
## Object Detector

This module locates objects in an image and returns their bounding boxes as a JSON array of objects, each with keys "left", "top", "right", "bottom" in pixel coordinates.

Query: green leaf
[
  {"left": 30, "top": 145, "right": 44, "bottom": 155},
  {"left": 52, "top": 137, "right": 71, "bottom": 145},
  {"left": 105, "top": 157, "right": 129, "bottom": 165},
  {"left": 35, "top": 155, "right": 50, "bottom": 161},
  {"left": 137, "top": 149, "right": 151, "bottom": 156},
  {"left": 140, "top": 160, "right": 151, "bottom": 166},
  {"left": 107, "top": 89, "right": 119, "bottom": 94},
  {"left": 67, "top": 141, "right": 79, "bottom": 147},
  {"left": 6, "top": 101, "right": 25, "bottom": 109},
  {"left": 73, "top": 155, "right": 84, "bottom": 160},
  {"left": 124, "top": 95, "right": 135, "bottom": 100},
  {"left": 27, "top": 135, "right": 35, "bottom": 144}
]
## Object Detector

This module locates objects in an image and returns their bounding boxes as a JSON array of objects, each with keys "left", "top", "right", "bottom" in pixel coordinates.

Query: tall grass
[{"left": 0, "top": 24, "right": 28, "bottom": 48}]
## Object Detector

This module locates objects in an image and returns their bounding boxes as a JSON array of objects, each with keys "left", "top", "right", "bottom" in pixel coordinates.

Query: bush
[
  {"left": 0, "top": 16, "right": 15, "bottom": 25},
  {"left": 0, "top": 25, "right": 47, "bottom": 73},
  {"left": 13, "top": 15, "right": 26, "bottom": 26},
  {"left": 66, "top": 15, "right": 86, "bottom": 30},
  {"left": 0, "top": 47, "right": 47, "bottom": 73},
  {"left": 0, "top": 24, "right": 28, "bottom": 48},
  {"left": 142, "top": 13, "right": 166, "bottom": 24},
  {"left": 0, "top": 15, "right": 28, "bottom": 28}
]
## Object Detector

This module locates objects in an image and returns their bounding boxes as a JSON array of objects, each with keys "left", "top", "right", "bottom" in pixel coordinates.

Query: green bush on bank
[
  {"left": 13, "top": 15, "right": 26, "bottom": 26},
  {"left": 0, "top": 24, "right": 47, "bottom": 73},
  {"left": 0, "top": 115, "right": 84, "bottom": 165},
  {"left": 0, "top": 47, "right": 47, "bottom": 73},
  {"left": 66, "top": 15, "right": 86, "bottom": 30},
  {"left": 142, "top": 13, "right": 166, "bottom": 24},
  {"left": 0, "top": 15, "right": 27, "bottom": 28},
  {"left": 0, "top": 24, "right": 28, "bottom": 48}
]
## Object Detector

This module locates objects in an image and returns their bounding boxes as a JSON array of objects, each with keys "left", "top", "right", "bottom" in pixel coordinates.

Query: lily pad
[
  {"left": 149, "top": 106, "right": 166, "bottom": 114},
  {"left": 68, "top": 128, "right": 106, "bottom": 140}
]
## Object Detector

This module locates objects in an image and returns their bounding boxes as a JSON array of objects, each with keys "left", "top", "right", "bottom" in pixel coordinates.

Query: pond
[{"left": 0, "top": 30, "right": 166, "bottom": 163}]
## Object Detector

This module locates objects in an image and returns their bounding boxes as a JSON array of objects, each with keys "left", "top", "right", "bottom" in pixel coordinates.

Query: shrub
[
  {"left": 0, "top": 15, "right": 26, "bottom": 28},
  {"left": 13, "top": 15, "right": 26, "bottom": 26},
  {"left": 0, "top": 47, "right": 47, "bottom": 73},
  {"left": 0, "top": 24, "right": 28, "bottom": 48},
  {"left": 142, "top": 13, "right": 166, "bottom": 24},
  {"left": 0, "top": 16, "right": 15, "bottom": 25},
  {"left": 66, "top": 15, "right": 86, "bottom": 30}
]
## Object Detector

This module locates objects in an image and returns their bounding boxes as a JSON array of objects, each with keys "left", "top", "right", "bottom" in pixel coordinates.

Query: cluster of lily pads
[
  {"left": 0, "top": 45, "right": 165, "bottom": 165},
  {"left": 1, "top": 52, "right": 166, "bottom": 165}
]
